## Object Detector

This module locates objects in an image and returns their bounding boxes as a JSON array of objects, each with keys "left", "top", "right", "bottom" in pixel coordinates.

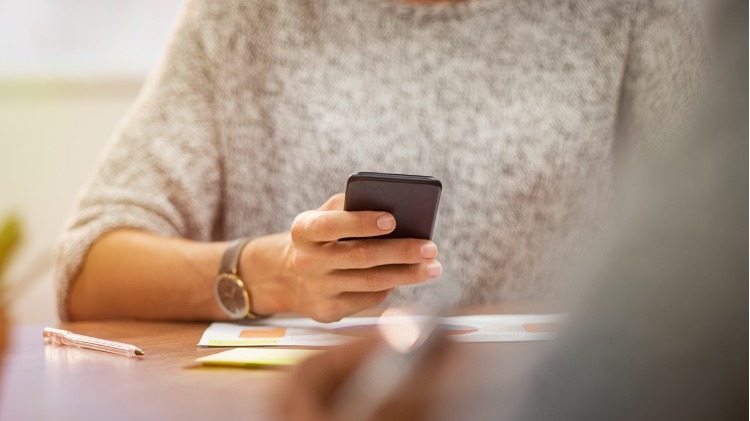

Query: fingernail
[
  {"left": 420, "top": 243, "right": 438, "bottom": 259},
  {"left": 376, "top": 215, "right": 395, "bottom": 231},
  {"left": 427, "top": 262, "right": 442, "bottom": 278}
]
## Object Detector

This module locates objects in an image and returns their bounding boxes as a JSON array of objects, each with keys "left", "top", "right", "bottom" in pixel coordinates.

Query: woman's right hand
[{"left": 242, "top": 193, "right": 442, "bottom": 322}]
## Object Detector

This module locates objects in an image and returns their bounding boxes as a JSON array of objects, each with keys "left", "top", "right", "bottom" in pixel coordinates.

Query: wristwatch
[{"left": 214, "top": 238, "right": 263, "bottom": 320}]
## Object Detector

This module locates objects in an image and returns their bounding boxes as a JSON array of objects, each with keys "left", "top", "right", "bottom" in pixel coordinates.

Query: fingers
[
  {"left": 282, "top": 193, "right": 444, "bottom": 323},
  {"left": 277, "top": 327, "right": 455, "bottom": 421},
  {"left": 373, "top": 337, "right": 455, "bottom": 421},
  {"left": 307, "top": 290, "right": 394, "bottom": 323},
  {"left": 333, "top": 239, "right": 438, "bottom": 269},
  {"left": 277, "top": 336, "right": 382, "bottom": 420},
  {"left": 305, "top": 268, "right": 442, "bottom": 320},
  {"left": 293, "top": 238, "right": 438, "bottom": 272},
  {"left": 326, "top": 263, "right": 442, "bottom": 294},
  {"left": 292, "top": 210, "right": 396, "bottom": 243}
]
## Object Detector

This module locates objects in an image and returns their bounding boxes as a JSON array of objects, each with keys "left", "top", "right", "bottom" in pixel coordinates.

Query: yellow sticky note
[{"left": 196, "top": 348, "right": 323, "bottom": 368}]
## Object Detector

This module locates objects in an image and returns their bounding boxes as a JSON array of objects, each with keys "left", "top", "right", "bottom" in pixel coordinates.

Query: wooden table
[{"left": 0, "top": 314, "right": 551, "bottom": 421}]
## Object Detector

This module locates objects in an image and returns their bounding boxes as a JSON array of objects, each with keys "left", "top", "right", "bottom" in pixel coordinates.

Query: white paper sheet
[{"left": 198, "top": 314, "right": 565, "bottom": 347}]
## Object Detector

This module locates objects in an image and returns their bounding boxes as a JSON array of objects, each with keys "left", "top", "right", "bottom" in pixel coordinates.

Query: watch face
[{"left": 214, "top": 274, "right": 250, "bottom": 320}]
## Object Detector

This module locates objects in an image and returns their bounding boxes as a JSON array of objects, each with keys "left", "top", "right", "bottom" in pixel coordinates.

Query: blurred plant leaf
[{"left": 0, "top": 214, "right": 22, "bottom": 282}]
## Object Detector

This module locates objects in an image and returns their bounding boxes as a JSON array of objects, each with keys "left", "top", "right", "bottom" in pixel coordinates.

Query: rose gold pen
[{"left": 43, "top": 327, "right": 145, "bottom": 357}]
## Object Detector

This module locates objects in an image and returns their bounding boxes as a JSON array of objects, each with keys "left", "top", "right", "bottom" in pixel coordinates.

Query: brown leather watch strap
[
  {"left": 219, "top": 238, "right": 269, "bottom": 320},
  {"left": 220, "top": 238, "right": 251, "bottom": 275}
]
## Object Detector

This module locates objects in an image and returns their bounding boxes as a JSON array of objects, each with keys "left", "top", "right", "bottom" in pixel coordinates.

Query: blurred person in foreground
[
  {"left": 277, "top": 1, "right": 747, "bottom": 419},
  {"left": 55, "top": 0, "right": 702, "bottom": 323}
]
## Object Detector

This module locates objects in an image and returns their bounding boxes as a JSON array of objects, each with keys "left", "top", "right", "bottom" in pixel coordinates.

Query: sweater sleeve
[
  {"left": 54, "top": 0, "right": 223, "bottom": 321},
  {"left": 615, "top": 0, "right": 706, "bottom": 157}
]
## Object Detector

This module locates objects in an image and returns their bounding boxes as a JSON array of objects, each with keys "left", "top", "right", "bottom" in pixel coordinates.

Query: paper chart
[{"left": 198, "top": 314, "right": 564, "bottom": 347}]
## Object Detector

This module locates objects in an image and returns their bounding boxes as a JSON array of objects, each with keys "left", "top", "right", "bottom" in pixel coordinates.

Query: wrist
[
  {"left": 214, "top": 238, "right": 272, "bottom": 320},
  {"left": 238, "top": 234, "right": 293, "bottom": 315}
]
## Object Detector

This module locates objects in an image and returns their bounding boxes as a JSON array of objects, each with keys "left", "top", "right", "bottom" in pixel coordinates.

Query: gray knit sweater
[{"left": 55, "top": 0, "right": 702, "bottom": 321}]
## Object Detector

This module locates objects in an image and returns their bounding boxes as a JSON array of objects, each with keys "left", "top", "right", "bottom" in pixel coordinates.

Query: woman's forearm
[{"left": 68, "top": 230, "right": 227, "bottom": 321}]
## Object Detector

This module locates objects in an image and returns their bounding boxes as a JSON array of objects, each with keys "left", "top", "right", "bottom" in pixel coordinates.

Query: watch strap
[
  {"left": 219, "top": 237, "right": 269, "bottom": 320},
  {"left": 220, "top": 238, "right": 251, "bottom": 275}
]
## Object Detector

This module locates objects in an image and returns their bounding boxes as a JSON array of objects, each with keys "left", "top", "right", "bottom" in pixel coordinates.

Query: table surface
[{"left": 0, "top": 309, "right": 551, "bottom": 421}]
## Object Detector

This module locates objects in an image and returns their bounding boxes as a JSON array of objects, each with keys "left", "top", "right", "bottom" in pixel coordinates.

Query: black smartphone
[{"left": 344, "top": 172, "right": 442, "bottom": 240}]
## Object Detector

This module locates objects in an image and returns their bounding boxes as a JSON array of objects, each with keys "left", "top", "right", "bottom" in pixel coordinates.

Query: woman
[{"left": 55, "top": 0, "right": 703, "bottom": 322}]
